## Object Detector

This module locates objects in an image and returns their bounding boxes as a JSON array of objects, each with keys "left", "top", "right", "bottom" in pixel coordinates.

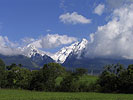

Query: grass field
[
  {"left": 79, "top": 75, "right": 98, "bottom": 84},
  {"left": 0, "top": 89, "right": 133, "bottom": 100},
  {"left": 56, "top": 75, "right": 98, "bottom": 86}
]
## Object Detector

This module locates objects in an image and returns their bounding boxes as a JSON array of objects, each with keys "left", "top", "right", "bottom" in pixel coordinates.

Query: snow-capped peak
[
  {"left": 51, "top": 38, "right": 88, "bottom": 63},
  {"left": 19, "top": 38, "right": 88, "bottom": 63},
  {"left": 73, "top": 38, "right": 88, "bottom": 53},
  {"left": 21, "top": 44, "right": 46, "bottom": 58}
]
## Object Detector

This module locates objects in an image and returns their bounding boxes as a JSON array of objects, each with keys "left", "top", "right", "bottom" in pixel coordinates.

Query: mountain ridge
[
  {"left": 0, "top": 38, "right": 133, "bottom": 71},
  {"left": 51, "top": 38, "right": 88, "bottom": 63}
]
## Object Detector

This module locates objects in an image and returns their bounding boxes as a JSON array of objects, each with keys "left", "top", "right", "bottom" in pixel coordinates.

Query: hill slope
[{"left": 0, "top": 54, "right": 39, "bottom": 69}]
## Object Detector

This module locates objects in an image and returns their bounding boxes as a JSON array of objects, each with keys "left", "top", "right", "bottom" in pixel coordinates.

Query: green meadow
[
  {"left": 56, "top": 75, "right": 98, "bottom": 86},
  {"left": 0, "top": 89, "right": 132, "bottom": 100}
]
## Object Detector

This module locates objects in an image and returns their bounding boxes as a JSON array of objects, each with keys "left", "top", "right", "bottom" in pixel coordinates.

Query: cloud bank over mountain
[
  {"left": 0, "top": 36, "right": 21, "bottom": 55},
  {"left": 86, "top": 4, "right": 133, "bottom": 59},
  {"left": 30, "top": 34, "right": 77, "bottom": 49},
  {"left": 0, "top": 34, "right": 77, "bottom": 56}
]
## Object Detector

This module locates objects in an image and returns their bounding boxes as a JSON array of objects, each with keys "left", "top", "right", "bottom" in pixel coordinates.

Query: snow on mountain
[
  {"left": 51, "top": 38, "right": 88, "bottom": 63},
  {"left": 19, "top": 38, "right": 88, "bottom": 64},
  {"left": 21, "top": 44, "right": 46, "bottom": 58}
]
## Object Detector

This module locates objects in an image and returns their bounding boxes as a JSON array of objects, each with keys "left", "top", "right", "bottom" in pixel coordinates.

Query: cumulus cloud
[
  {"left": 0, "top": 34, "right": 77, "bottom": 56},
  {"left": 21, "top": 37, "right": 35, "bottom": 45},
  {"left": 30, "top": 34, "right": 77, "bottom": 49},
  {"left": 0, "top": 36, "right": 21, "bottom": 55},
  {"left": 59, "top": 12, "right": 91, "bottom": 24},
  {"left": 94, "top": 4, "right": 105, "bottom": 15},
  {"left": 86, "top": 4, "right": 133, "bottom": 59},
  {"left": 106, "top": 0, "right": 133, "bottom": 9}
]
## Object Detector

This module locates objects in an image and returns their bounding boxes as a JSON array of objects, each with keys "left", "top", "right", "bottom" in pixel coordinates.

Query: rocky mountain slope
[{"left": 51, "top": 38, "right": 88, "bottom": 63}]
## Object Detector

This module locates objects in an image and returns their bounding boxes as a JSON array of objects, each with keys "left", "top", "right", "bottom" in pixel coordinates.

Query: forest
[{"left": 0, "top": 58, "right": 133, "bottom": 93}]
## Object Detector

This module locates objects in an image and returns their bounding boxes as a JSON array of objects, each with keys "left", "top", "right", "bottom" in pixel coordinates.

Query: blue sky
[
  {"left": 1, "top": 0, "right": 133, "bottom": 56},
  {"left": 0, "top": 0, "right": 108, "bottom": 41}
]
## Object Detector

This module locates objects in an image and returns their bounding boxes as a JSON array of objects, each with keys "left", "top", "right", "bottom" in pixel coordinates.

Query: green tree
[
  {"left": 118, "top": 65, "right": 133, "bottom": 93},
  {"left": 75, "top": 68, "right": 88, "bottom": 76},
  {"left": 29, "top": 70, "right": 45, "bottom": 91},
  {"left": 60, "top": 74, "right": 80, "bottom": 92},
  {"left": 97, "top": 64, "right": 125, "bottom": 93},
  {"left": 6, "top": 65, "right": 31, "bottom": 89},
  {"left": 29, "top": 63, "right": 65, "bottom": 91},
  {"left": 7, "top": 63, "right": 17, "bottom": 70},
  {"left": 97, "top": 71, "right": 117, "bottom": 92},
  {"left": 0, "top": 59, "right": 6, "bottom": 88}
]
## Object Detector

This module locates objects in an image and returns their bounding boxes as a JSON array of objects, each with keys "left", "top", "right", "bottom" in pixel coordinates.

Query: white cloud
[
  {"left": 0, "top": 36, "right": 21, "bottom": 55},
  {"left": 106, "top": 0, "right": 133, "bottom": 9},
  {"left": 21, "top": 37, "right": 35, "bottom": 45},
  {"left": 86, "top": 4, "right": 133, "bottom": 59},
  {"left": 59, "top": 12, "right": 91, "bottom": 24},
  {"left": 94, "top": 4, "right": 105, "bottom": 15},
  {"left": 0, "top": 34, "right": 77, "bottom": 56},
  {"left": 30, "top": 34, "right": 77, "bottom": 49}
]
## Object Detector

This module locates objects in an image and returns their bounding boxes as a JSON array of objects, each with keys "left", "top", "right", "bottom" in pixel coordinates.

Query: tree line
[{"left": 0, "top": 59, "right": 132, "bottom": 93}]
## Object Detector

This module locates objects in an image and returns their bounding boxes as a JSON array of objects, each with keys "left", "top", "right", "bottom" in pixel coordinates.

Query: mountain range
[{"left": 0, "top": 38, "right": 133, "bottom": 71}]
